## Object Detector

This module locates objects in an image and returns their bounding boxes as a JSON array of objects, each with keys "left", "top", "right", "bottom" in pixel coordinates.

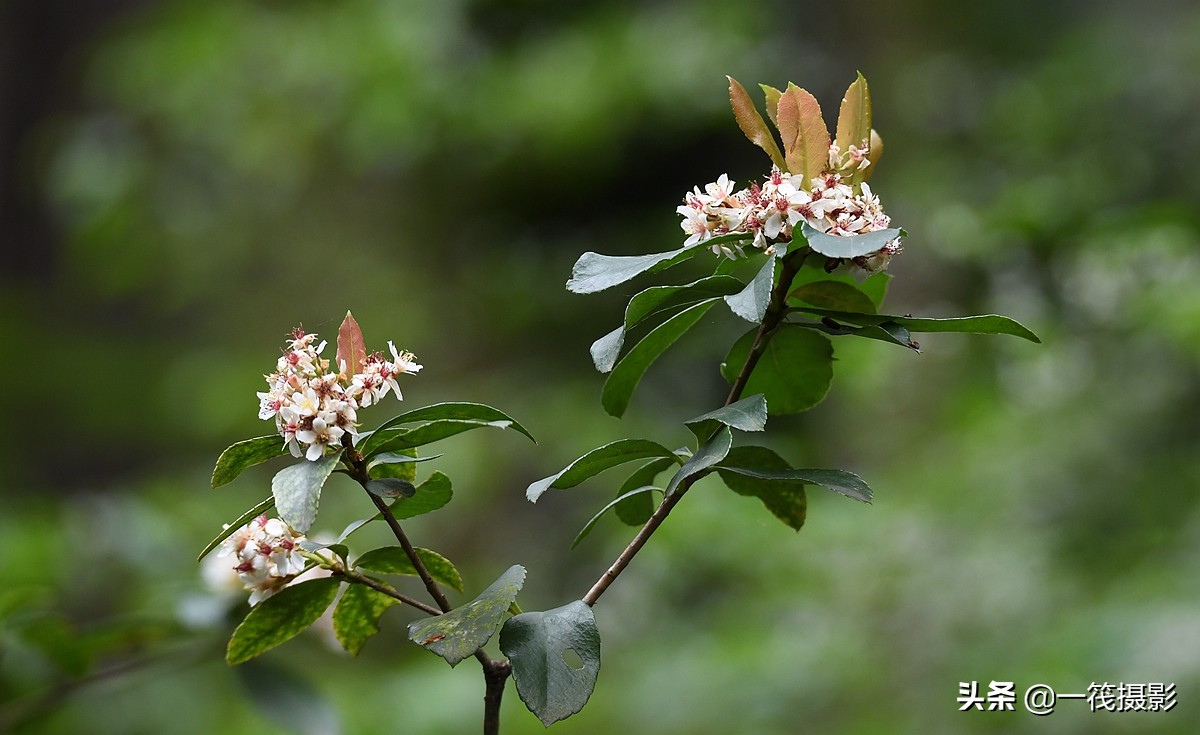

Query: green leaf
[
  {"left": 407, "top": 565, "right": 526, "bottom": 667},
  {"left": 788, "top": 263, "right": 890, "bottom": 311},
  {"left": 724, "top": 255, "right": 775, "bottom": 322},
  {"left": 366, "top": 419, "right": 519, "bottom": 457},
  {"left": 271, "top": 451, "right": 342, "bottom": 533},
  {"left": 361, "top": 402, "right": 534, "bottom": 454},
  {"left": 721, "top": 326, "right": 834, "bottom": 415},
  {"left": 684, "top": 394, "right": 768, "bottom": 443},
  {"left": 566, "top": 233, "right": 748, "bottom": 294},
  {"left": 365, "top": 477, "right": 415, "bottom": 498},
  {"left": 834, "top": 72, "right": 872, "bottom": 185},
  {"left": 760, "top": 84, "right": 782, "bottom": 128},
  {"left": 197, "top": 495, "right": 275, "bottom": 562},
  {"left": 714, "top": 446, "right": 807, "bottom": 530},
  {"left": 367, "top": 449, "right": 428, "bottom": 484},
  {"left": 500, "top": 600, "right": 600, "bottom": 727},
  {"left": 212, "top": 435, "right": 289, "bottom": 488},
  {"left": 792, "top": 307, "right": 1042, "bottom": 343},
  {"left": 602, "top": 298, "right": 721, "bottom": 418},
  {"left": 728, "top": 76, "right": 786, "bottom": 170},
  {"left": 354, "top": 546, "right": 465, "bottom": 593},
  {"left": 666, "top": 426, "right": 732, "bottom": 494},
  {"left": 777, "top": 83, "right": 830, "bottom": 183},
  {"left": 717, "top": 462, "right": 873, "bottom": 503},
  {"left": 592, "top": 275, "right": 745, "bottom": 373},
  {"left": 801, "top": 222, "right": 903, "bottom": 259},
  {"left": 394, "top": 471, "right": 453, "bottom": 520},
  {"left": 336, "top": 310, "right": 367, "bottom": 377},
  {"left": 332, "top": 584, "right": 399, "bottom": 656},
  {"left": 571, "top": 486, "right": 661, "bottom": 548},
  {"left": 526, "top": 439, "right": 679, "bottom": 503},
  {"left": 795, "top": 319, "right": 919, "bottom": 352},
  {"left": 226, "top": 578, "right": 341, "bottom": 665},
  {"left": 790, "top": 280, "right": 878, "bottom": 314},
  {"left": 614, "top": 457, "right": 675, "bottom": 525}
]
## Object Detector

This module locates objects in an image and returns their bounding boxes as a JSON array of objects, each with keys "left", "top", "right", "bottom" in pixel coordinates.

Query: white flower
[
  {"left": 675, "top": 146, "right": 901, "bottom": 270},
  {"left": 218, "top": 515, "right": 308, "bottom": 605},
  {"left": 296, "top": 414, "right": 344, "bottom": 461}
]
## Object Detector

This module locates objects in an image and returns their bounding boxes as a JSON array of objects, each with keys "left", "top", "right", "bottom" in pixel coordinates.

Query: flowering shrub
[{"left": 202, "top": 74, "right": 1038, "bottom": 734}]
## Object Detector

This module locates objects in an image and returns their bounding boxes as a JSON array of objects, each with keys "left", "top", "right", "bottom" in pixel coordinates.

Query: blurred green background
[{"left": 2, "top": 0, "right": 1198, "bottom": 733}]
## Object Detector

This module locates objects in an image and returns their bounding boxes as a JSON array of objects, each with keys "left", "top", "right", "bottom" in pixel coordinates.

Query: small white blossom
[
  {"left": 676, "top": 148, "right": 901, "bottom": 270},
  {"left": 218, "top": 515, "right": 308, "bottom": 605},
  {"left": 256, "top": 327, "right": 420, "bottom": 460}
]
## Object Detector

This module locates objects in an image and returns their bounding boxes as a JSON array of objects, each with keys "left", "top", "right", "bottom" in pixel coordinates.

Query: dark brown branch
[
  {"left": 583, "top": 249, "right": 808, "bottom": 607},
  {"left": 333, "top": 568, "right": 442, "bottom": 616},
  {"left": 339, "top": 435, "right": 512, "bottom": 733},
  {"left": 341, "top": 433, "right": 454, "bottom": 614}
]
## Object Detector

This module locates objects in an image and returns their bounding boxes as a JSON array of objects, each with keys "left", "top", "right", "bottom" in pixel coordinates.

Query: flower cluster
[
  {"left": 218, "top": 515, "right": 308, "bottom": 605},
  {"left": 677, "top": 148, "right": 900, "bottom": 270},
  {"left": 257, "top": 328, "right": 421, "bottom": 460}
]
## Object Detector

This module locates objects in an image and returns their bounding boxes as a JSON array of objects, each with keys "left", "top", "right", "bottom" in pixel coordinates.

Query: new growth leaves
[{"left": 729, "top": 73, "right": 882, "bottom": 184}]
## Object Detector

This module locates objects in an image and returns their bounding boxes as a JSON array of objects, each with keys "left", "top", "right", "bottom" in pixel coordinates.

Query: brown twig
[
  {"left": 340, "top": 434, "right": 511, "bottom": 734},
  {"left": 583, "top": 249, "right": 807, "bottom": 607}
]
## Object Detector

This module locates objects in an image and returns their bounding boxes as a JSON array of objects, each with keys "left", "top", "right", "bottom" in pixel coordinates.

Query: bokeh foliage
[{"left": 2, "top": 0, "right": 1198, "bottom": 733}]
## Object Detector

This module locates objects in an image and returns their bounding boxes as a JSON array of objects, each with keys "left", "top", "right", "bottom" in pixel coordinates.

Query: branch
[
  {"left": 339, "top": 435, "right": 512, "bottom": 734},
  {"left": 333, "top": 568, "right": 442, "bottom": 616},
  {"left": 341, "top": 434, "right": 454, "bottom": 614},
  {"left": 583, "top": 248, "right": 808, "bottom": 607}
]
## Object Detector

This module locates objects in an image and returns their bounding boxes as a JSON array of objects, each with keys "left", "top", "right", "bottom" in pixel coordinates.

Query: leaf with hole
[
  {"left": 407, "top": 565, "right": 525, "bottom": 667},
  {"left": 500, "top": 600, "right": 600, "bottom": 727}
]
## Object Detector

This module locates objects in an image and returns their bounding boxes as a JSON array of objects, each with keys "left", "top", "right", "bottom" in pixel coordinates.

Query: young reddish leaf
[
  {"left": 759, "top": 84, "right": 782, "bottom": 129},
  {"left": 336, "top": 311, "right": 367, "bottom": 377},
  {"left": 863, "top": 129, "right": 884, "bottom": 182},
  {"left": 728, "top": 76, "right": 786, "bottom": 171},
  {"left": 777, "top": 83, "right": 830, "bottom": 185},
  {"left": 834, "top": 72, "right": 872, "bottom": 184}
]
